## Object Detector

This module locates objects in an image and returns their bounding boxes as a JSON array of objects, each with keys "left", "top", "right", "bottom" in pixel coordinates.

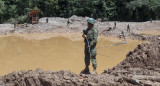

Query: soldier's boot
[
  {"left": 80, "top": 67, "right": 90, "bottom": 74},
  {"left": 92, "top": 68, "right": 97, "bottom": 74}
]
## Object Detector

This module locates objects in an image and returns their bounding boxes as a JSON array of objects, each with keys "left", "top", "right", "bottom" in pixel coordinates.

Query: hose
[
  {"left": 97, "top": 42, "right": 127, "bottom": 49},
  {"left": 86, "top": 37, "right": 110, "bottom": 58},
  {"left": 85, "top": 37, "right": 92, "bottom": 59}
]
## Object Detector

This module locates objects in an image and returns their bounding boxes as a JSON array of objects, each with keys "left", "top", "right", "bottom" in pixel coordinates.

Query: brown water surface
[{"left": 0, "top": 33, "right": 145, "bottom": 76}]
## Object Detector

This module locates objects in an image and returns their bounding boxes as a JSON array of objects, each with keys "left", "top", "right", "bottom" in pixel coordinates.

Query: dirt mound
[
  {"left": 0, "top": 68, "right": 119, "bottom": 86},
  {"left": 0, "top": 69, "right": 81, "bottom": 86},
  {"left": 103, "top": 37, "right": 160, "bottom": 85},
  {"left": 115, "top": 39, "right": 160, "bottom": 70}
]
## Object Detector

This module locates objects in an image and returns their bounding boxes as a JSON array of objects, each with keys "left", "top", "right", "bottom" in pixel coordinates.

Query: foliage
[{"left": 0, "top": 0, "right": 160, "bottom": 23}]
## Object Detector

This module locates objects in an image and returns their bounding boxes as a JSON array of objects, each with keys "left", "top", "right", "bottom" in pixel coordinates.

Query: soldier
[{"left": 81, "top": 18, "right": 98, "bottom": 74}]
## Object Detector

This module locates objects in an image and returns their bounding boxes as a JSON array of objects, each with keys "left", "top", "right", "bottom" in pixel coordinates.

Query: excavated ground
[
  {"left": 0, "top": 16, "right": 160, "bottom": 86},
  {"left": 0, "top": 38, "right": 160, "bottom": 86}
]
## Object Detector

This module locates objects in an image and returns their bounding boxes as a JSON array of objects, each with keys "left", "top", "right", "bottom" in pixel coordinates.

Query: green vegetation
[{"left": 0, "top": 0, "right": 160, "bottom": 23}]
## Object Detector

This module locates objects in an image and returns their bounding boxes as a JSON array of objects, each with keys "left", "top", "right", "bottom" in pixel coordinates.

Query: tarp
[{"left": 30, "top": 10, "right": 40, "bottom": 15}]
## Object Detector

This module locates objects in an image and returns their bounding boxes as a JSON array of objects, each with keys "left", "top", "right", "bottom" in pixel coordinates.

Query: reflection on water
[{"left": 0, "top": 35, "right": 145, "bottom": 76}]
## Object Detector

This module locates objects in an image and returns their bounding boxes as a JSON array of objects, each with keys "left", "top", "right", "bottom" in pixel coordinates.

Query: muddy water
[
  {"left": 0, "top": 34, "right": 145, "bottom": 76},
  {"left": 139, "top": 30, "right": 160, "bottom": 35}
]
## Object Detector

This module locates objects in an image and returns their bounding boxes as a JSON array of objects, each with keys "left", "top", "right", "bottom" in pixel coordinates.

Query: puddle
[{"left": 0, "top": 34, "right": 146, "bottom": 76}]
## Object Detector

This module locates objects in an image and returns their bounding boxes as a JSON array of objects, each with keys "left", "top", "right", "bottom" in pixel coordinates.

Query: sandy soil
[
  {"left": 138, "top": 30, "right": 160, "bottom": 36},
  {"left": 0, "top": 15, "right": 160, "bottom": 38}
]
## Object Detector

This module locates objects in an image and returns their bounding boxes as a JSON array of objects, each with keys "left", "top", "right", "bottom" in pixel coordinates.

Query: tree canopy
[{"left": 0, "top": 0, "right": 160, "bottom": 23}]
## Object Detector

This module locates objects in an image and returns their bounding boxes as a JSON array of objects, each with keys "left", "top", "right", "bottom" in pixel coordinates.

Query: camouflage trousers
[{"left": 84, "top": 44, "right": 97, "bottom": 69}]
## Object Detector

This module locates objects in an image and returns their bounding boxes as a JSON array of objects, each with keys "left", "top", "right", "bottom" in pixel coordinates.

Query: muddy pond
[{"left": 0, "top": 33, "right": 146, "bottom": 76}]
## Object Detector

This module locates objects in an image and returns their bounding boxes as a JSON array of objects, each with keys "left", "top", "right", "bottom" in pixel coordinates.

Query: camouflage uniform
[{"left": 83, "top": 27, "right": 98, "bottom": 69}]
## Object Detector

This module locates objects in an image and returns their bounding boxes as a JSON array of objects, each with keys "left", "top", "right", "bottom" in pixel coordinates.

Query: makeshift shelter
[{"left": 27, "top": 10, "right": 40, "bottom": 24}]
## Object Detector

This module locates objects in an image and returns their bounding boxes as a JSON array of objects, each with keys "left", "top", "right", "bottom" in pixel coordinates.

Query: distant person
[
  {"left": 150, "top": 18, "right": 152, "bottom": 23},
  {"left": 67, "top": 19, "right": 72, "bottom": 26},
  {"left": 67, "top": 19, "right": 70, "bottom": 26},
  {"left": 46, "top": 17, "right": 48, "bottom": 23},
  {"left": 108, "top": 27, "right": 112, "bottom": 31},
  {"left": 81, "top": 18, "right": 98, "bottom": 74},
  {"left": 120, "top": 31, "right": 127, "bottom": 43},
  {"left": 26, "top": 23, "right": 28, "bottom": 27},
  {"left": 127, "top": 24, "right": 130, "bottom": 32},
  {"left": 14, "top": 21, "right": 16, "bottom": 30},
  {"left": 114, "top": 22, "right": 116, "bottom": 29}
]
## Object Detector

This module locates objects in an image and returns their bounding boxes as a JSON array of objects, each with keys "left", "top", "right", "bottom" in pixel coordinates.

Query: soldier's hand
[
  {"left": 88, "top": 46, "right": 91, "bottom": 48},
  {"left": 83, "top": 35, "right": 87, "bottom": 38}
]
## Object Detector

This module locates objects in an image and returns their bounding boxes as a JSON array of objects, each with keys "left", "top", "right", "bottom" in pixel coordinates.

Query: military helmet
[{"left": 87, "top": 18, "right": 95, "bottom": 25}]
